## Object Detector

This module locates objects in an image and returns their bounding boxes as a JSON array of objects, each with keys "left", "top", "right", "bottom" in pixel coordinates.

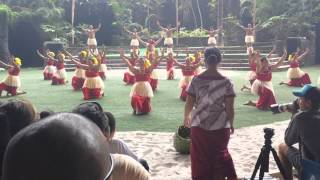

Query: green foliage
[{"left": 174, "top": 28, "right": 207, "bottom": 38}]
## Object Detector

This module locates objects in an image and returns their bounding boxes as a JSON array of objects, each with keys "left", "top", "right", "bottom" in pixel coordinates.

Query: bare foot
[
  {"left": 243, "top": 100, "right": 256, "bottom": 106},
  {"left": 279, "top": 81, "right": 284, "bottom": 85}
]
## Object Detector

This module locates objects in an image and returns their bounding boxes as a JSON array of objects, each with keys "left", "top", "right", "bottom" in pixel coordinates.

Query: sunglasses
[{"left": 104, "top": 154, "right": 115, "bottom": 180}]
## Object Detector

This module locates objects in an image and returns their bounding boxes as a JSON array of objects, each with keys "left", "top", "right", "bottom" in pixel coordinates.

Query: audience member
[
  {"left": 0, "top": 99, "right": 37, "bottom": 178},
  {"left": 184, "top": 47, "right": 238, "bottom": 180},
  {"left": 278, "top": 85, "right": 320, "bottom": 180},
  {"left": 2, "top": 113, "right": 113, "bottom": 180}
]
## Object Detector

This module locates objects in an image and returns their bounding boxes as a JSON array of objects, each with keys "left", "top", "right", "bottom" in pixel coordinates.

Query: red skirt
[
  {"left": 180, "top": 85, "right": 188, "bottom": 101},
  {"left": 72, "top": 76, "right": 85, "bottom": 90},
  {"left": 0, "top": 83, "right": 17, "bottom": 96},
  {"left": 167, "top": 69, "right": 174, "bottom": 80},
  {"left": 43, "top": 72, "right": 53, "bottom": 80},
  {"left": 52, "top": 76, "right": 65, "bottom": 85},
  {"left": 123, "top": 72, "right": 136, "bottom": 85},
  {"left": 149, "top": 78, "right": 158, "bottom": 91},
  {"left": 131, "top": 95, "right": 151, "bottom": 114},
  {"left": 288, "top": 73, "right": 311, "bottom": 87},
  {"left": 82, "top": 87, "right": 102, "bottom": 100},
  {"left": 256, "top": 86, "right": 276, "bottom": 110},
  {"left": 191, "top": 127, "right": 237, "bottom": 180}
]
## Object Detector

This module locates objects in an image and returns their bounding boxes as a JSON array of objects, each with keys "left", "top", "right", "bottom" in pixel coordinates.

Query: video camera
[{"left": 270, "top": 99, "right": 299, "bottom": 114}]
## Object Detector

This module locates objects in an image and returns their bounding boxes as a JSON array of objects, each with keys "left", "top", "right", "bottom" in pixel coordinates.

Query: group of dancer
[
  {"left": 0, "top": 22, "right": 316, "bottom": 116},
  {"left": 242, "top": 46, "right": 312, "bottom": 110}
]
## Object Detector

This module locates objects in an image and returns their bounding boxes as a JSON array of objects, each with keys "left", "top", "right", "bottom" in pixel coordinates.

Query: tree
[{"left": 0, "top": 4, "right": 14, "bottom": 61}]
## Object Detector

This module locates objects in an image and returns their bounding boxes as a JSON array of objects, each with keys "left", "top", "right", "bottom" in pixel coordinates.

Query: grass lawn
[{"left": 0, "top": 66, "right": 319, "bottom": 132}]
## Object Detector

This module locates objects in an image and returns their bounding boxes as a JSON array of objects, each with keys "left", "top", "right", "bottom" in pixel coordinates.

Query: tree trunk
[
  {"left": 196, "top": 0, "right": 203, "bottom": 28},
  {"left": 190, "top": 2, "right": 198, "bottom": 29},
  {"left": 0, "top": 8, "right": 11, "bottom": 63}
]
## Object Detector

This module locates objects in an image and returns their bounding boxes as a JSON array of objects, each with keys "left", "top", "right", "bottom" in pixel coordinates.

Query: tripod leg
[
  {"left": 271, "top": 148, "right": 288, "bottom": 180},
  {"left": 250, "top": 152, "right": 263, "bottom": 180}
]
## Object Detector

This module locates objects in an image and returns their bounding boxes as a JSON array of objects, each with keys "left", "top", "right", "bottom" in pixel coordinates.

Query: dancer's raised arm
[
  {"left": 154, "top": 37, "right": 163, "bottom": 46},
  {"left": 271, "top": 49, "right": 287, "bottom": 70},
  {"left": 94, "top": 23, "right": 102, "bottom": 32},
  {"left": 267, "top": 46, "right": 276, "bottom": 59},
  {"left": 137, "top": 37, "right": 148, "bottom": 47},
  {"left": 64, "top": 50, "right": 89, "bottom": 69},
  {"left": 157, "top": 21, "right": 166, "bottom": 31},
  {"left": 296, "top": 48, "right": 310, "bottom": 61},
  {"left": 119, "top": 49, "right": 138, "bottom": 74},
  {"left": 0, "top": 59, "right": 13, "bottom": 69}
]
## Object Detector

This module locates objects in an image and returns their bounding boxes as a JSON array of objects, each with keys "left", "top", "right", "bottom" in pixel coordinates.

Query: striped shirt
[{"left": 187, "top": 76, "right": 236, "bottom": 131}]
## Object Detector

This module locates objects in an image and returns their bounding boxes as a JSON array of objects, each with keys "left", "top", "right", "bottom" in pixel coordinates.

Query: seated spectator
[
  {"left": 104, "top": 111, "right": 149, "bottom": 171},
  {"left": 0, "top": 99, "right": 37, "bottom": 178},
  {"left": 72, "top": 102, "right": 151, "bottom": 175},
  {"left": 2, "top": 113, "right": 113, "bottom": 180},
  {"left": 278, "top": 85, "right": 320, "bottom": 180}
]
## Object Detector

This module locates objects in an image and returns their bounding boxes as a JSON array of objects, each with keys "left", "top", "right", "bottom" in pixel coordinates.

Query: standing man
[
  {"left": 83, "top": 23, "right": 101, "bottom": 54},
  {"left": 202, "top": 27, "right": 220, "bottom": 47},
  {"left": 278, "top": 85, "right": 320, "bottom": 180},
  {"left": 157, "top": 21, "right": 180, "bottom": 54},
  {"left": 240, "top": 23, "right": 256, "bottom": 54}
]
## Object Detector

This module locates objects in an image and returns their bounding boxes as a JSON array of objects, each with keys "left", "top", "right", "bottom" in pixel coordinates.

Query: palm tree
[{"left": 0, "top": 4, "right": 12, "bottom": 62}]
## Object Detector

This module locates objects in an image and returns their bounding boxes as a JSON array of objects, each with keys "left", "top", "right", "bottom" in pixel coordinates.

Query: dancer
[
  {"left": 71, "top": 51, "right": 87, "bottom": 90},
  {"left": 202, "top": 27, "right": 220, "bottom": 47},
  {"left": 65, "top": 51, "right": 104, "bottom": 100},
  {"left": 192, "top": 51, "right": 203, "bottom": 75},
  {"left": 38, "top": 50, "right": 67, "bottom": 85},
  {"left": 157, "top": 21, "right": 180, "bottom": 53},
  {"left": 98, "top": 50, "right": 107, "bottom": 80},
  {"left": 138, "top": 37, "right": 163, "bottom": 91},
  {"left": 240, "top": 23, "right": 256, "bottom": 53},
  {"left": 0, "top": 56, "right": 26, "bottom": 96},
  {"left": 124, "top": 26, "right": 142, "bottom": 54},
  {"left": 173, "top": 56, "right": 203, "bottom": 101},
  {"left": 37, "top": 50, "right": 56, "bottom": 80},
  {"left": 241, "top": 47, "right": 276, "bottom": 92},
  {"left": 119, "top": 48, "right": 164, "bottom": 115},
  {"left": 82, "top": 23, "right": 101, "bottom": 52},
  {"left": 166, "top": 52, "right": 177, "bottom": 80},
  {"left": 244, "top": 49, "right": 287, "bottom": 110},
  {"left": 279, "top": 48, "right": 311, "bottom": 87},
  {"left": 123, "top": 52, "right": 139, "bottom": 85}
]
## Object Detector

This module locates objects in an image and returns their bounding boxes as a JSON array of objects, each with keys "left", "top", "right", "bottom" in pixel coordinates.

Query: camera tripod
[{"left": 250, "top": 128, "right": 288, "bottom": 180}]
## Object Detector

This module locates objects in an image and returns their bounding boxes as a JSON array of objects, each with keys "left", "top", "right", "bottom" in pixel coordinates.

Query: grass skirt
[
  {"left": 179, "top": 75, "right": 193, "bottom": 88},
  {"left": 130, "top": 81, "right": 153, "bottom": 98}
]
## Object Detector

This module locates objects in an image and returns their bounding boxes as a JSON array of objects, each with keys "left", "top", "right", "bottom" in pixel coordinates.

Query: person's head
[
  {"left": 147, "top": 40, "right": 155, "bottom": 51},
  {"left": 104, "top": 112, "right": 116, "bottom": 139},
  {"left": 204, "top": 47, "right": 222, "bottom": 68},
  {"left": 167, "top": 24, "right": 172, "bottom": 29},
  {"left": 57, "top": 53, "right": 65, "bottom": 62},
  {"left": 260, "top": 57, "right": 269, "bottom": 67},
  {"left": 293, "top": 85, "right": 320, "bottom": 111},
  {"left": 87, "top": 56, "right": 99, "bottom": 67},
  {"left": 72, "top": 102, "right": 110, "bottom": 138},
  {"left": 185, "top": 57, "right": 192, "bottom": 65},
  {"left": 248, "top": 23, "right": 252, "bottom": 28},
  {"left": 79, "top": 51, "right": 88, "bottom": 61},
  {"left": 2, "top": 113, "right": 113, "bottom": 180},
  {"left": 0, "top": 99, "right": 37, "bottom": 177},
  {"left": 89, "top": 25, "right": 93, "bottom": 29},
  {"left": 47, "top": 51, "right": 55, "bottom": 59},
  {"left": 210, "top": 26, "right": 214, "bottom": 31},
  {"left": 168, "top": 52, "right": 173, "bottom": 58},
  {"left": 11, "top": 57, "right": 22, "bottom": 67},
  {"left": 133, "top": 28, "right": 137, "bottom": 32}
]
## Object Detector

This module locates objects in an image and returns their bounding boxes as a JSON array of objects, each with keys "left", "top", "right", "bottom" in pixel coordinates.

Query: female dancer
[
  {"left": 279, "top": 48, "right": 311, "bottom": 87},
  {"left": 241, "top": 47, "right": 275, "bottom": 92},
  {"left": 173, "top": 56, "right": 202, "bottom": 101},
  {"left": 124, "top": 26, "right": 142, "bottom": 54},
  {"left": 98, "top": 50, "right": 107, "bottom": 80},
  {"left": 65, "top": 51, "right": 104, "bottom": 100},
  {"left": 138, "top": 37, "right": 163, "bottom": 91},
  {"left": 37, "top": 50, "right": 56, "bottom": 80},
  {"left": 71, "top": 51, "right": 87, "bottom": 90},
  {"left": 37, "top": 50, "right": 67, "bottom": 85},
  {"left": 166, "top": 52, "right": 176, "bottom": 80},
  {"left": 193, "top": 51, "right": 203, "bottom": 75},
  {"left": 244, "top": 49, "right": 287, "bottom": 110},
  {"left": 119, "top": 48, "right": 164, "bottom": 115},
  {"left": 123, "top": 52, "right": 138, "bottom": 85},
  {"left": 0, "top": 56, "right": 26, "bottom": 96}
]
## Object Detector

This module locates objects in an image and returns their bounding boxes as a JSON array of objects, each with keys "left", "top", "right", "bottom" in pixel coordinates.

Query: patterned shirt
[{"left": 187, "top": 76, "right": 236, "bottom": 131}]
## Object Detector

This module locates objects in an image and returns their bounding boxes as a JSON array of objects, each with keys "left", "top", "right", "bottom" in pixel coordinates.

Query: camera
[
  {"left": 263, "top": 128, "right": 274, "bottom": 140},
  {"left": 270, "top": 99, "right": 299, "bottom": 114}
]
